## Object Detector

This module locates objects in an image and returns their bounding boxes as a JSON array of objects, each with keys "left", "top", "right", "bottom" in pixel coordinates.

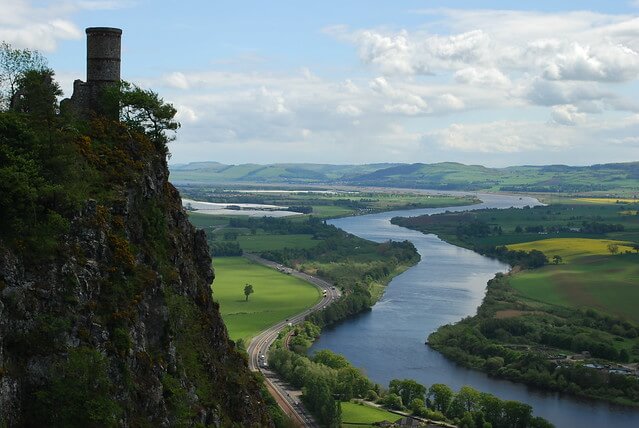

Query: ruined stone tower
[
  {"left": 86, "top": 27, "right": 122, "bottom": 84},
  {"left": 62, "top": 27, "right": 122, "bottom": 118}
]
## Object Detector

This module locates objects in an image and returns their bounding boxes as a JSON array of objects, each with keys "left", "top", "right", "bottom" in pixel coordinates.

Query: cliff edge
[{"left": 0, "top": 111, "right": 272, "bottom": 426}]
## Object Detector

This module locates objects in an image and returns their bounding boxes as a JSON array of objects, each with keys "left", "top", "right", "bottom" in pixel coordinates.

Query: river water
[{"left": 310, "top": 193, "right": 639, "bottom": 428}]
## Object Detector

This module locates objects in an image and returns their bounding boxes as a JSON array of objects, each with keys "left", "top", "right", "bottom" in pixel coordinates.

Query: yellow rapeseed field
[
  {"left": 573, "top": 197, "right": 639, "bottom": 205},
  {"left": 507, "top": 238, "right": 635, "bottom": 261}
]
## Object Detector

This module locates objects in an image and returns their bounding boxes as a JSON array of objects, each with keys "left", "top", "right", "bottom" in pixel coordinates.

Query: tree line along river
[{"left": 310, "top": 193, "right": 639, "bottom": 428}]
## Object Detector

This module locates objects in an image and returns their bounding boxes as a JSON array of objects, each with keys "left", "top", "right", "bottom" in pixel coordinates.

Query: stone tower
[
  {"left": 86, "top": 27, "right": 122, "bottom": 84},
  {"left": 62, "top": 27, "right": 122, "bottom": 118}
]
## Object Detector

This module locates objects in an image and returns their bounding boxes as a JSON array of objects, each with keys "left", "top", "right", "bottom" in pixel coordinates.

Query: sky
[{"left": 2, "top": 1, "right": 639, "bottom": 167}]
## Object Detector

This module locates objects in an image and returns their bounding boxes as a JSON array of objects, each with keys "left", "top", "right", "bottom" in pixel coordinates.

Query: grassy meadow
[
  {"left": 212, "top": 257, "right": 320, "bottom": 341},
  {"left": 238, "top": 233, "right": 318, "bottom": 252},
  {"left": 505, "top": 237, "right": 638, "bottom": 322},
  {"left": 510, "top": 254, "right": 639, "bottom": 323},
  {"left": 340, "top": 402, "right": 400, "bottom": 427}
]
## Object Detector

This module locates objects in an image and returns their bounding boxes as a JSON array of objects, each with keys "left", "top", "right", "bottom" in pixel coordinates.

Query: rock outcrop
[{"left": 0, "top": 120, "right": 272, "bottom": 427}]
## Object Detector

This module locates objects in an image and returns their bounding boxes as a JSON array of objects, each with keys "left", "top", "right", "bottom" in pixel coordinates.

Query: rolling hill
[{"left": 169, "top": 161, "right": 639, "bottom": 195}]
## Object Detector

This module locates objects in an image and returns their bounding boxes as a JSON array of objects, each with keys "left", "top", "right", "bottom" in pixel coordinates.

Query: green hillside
[
  {"left": 169, "top": 161, "right": 639, "bottom": 195},
  {"left": 170, "top": 162, "right": 400, "bottom": 184}
]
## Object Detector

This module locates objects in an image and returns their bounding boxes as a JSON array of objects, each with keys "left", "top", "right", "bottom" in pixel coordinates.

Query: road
[{"left": 244, "top": 254, "right": 341, "bottom": 428}]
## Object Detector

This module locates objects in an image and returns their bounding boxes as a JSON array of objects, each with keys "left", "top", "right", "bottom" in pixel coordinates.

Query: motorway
[{"left": 244, "top": 254, "right": 341, "bottom": 428}]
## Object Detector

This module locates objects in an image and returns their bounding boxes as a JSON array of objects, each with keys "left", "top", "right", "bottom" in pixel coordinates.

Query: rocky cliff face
[{"left": 0, "top": 122, "right": 272, "bottom": 427}]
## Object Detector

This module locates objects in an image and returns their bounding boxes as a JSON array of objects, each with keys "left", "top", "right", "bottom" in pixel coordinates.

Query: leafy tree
[
  {"left": 303, "top": 376, "right": 341, "bottom": 427},
  {"left": 336, "top": 366, "right": 371, "bottom": 400},
  {"left": 382, "top": 393, "right": 403, "bottom": 410},
  {"left": 388, "top": 379, "right": 426, "bottom": 408},
  {"left": 11, "top": 68, "right": 63, "bottom": 146},
  {"left": 552, "top": 255, "right": 562, "bottom": 265},
  {"left": 11, "top": 68, "right": 61, "bottom": 116},
  {"left": 409, "top": 398, "right": 425, "bottom": 414},
  {"left": 106, "top": 81, "right": 179, "bottom": 147},
  {"left": 313, "top": 350, "right": 350, "bottom": 369},
  {"left": 99, "top": 80, "right": 179, "bottom": 153},
  {"left": 607, "top": 243, "right": 619, "bottom": 255},
  {"left": 428, "top": 383, "right": 453, "bottom": 414},
  {"left": 0, "top": 41, "right": 47, "bottom": 109},
  {"left": 502, "top": 400, "right": 533, "bottom": 428},
  {"left": 460, "top": 412, "right": 477, "bottom": 428},
  {"left": 244, "top": 283, "right": 254, "bottom": 301},
  {"left": 449, "top": 386, "right": 480, "bottom": 418}
]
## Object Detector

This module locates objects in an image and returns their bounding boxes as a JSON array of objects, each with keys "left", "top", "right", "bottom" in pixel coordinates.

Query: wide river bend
[{"left": 310, "top": 193, "right": 639, "bottom": 428}]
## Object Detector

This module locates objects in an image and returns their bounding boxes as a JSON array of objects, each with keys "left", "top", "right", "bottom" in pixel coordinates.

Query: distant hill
[
  {"left": 169, "top": 161, "right": 639, "bottom": 195},
  {"left": 169, "top": 162, "right": 401, "bottom": 185}
]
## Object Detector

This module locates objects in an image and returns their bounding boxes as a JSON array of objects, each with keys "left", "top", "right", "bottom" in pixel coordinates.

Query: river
[{"left": 310, "top": 193, "right": 639, "bottom": 428}]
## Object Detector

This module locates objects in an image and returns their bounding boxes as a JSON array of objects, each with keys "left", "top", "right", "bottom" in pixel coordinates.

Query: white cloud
[
  {"left": 541, "top": 42, "right": 639, "bottom": 82},
  {"left": 425, "top": 121, "right": 574, "bottom": 153},
  {"left": 454, "top": 67, "right": 510, "bottom": 87},
  {"left": 435, "top": 93, "right": 465, "bottom": 111},
  {"left": 351, "top": 28, "right": 491, "bottom": 75},
  {"left": 0, "top": 0, "right": 132, "bottom": 51},
  {"left": 255, "top": 86, "right": 290, "bottom": 115},
  {"left": 175, "top": 105, "right": 199, "bottom": 123},
  {"left": 521, "top": 77, "right": 612, "bottom": 107},
  {"left": 336, "top": 11, "right": 639, "bottom": 85},
  {"left": 550, "top": 104, "right": 587, "bottom": 126},
  {"left": 369, "top": 76, "right": 430, "bottom": 115},
  {"left": 336, "top": 104, "right": 362, "bottom": 117},
  {"left": 164, "top": 72, "right": 191, "bottom": 90}
]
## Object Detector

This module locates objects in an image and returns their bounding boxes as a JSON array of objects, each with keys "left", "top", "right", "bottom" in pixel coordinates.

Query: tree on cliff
[
  {"left": 0, "top": 41, "right": 47, "bottom": 110},
  {"left": 105, "top": 81, "right": 180, "bottom": 150}
]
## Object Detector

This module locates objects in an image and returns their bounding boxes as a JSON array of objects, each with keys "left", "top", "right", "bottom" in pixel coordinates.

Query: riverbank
[
  {"left": 427, "top": 271, "right": 639, "bottom": 408},
  {"left": 392, "top": 199, "right": 639, "bottom": 408},
  {"left": 310, "top": 193, "right": 639, "bottom": 428}
]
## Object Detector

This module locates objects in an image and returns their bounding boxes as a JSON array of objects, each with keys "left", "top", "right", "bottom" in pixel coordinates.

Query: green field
[
  {"left": 507, "top": 238, "right": 635, "bottom": 262},
  {"left": 310, "top": 205, "right": 355, "bottom": 218},
  {"left": 212, "top": 257, "right": 321, "bottom": 341},
  {"left": 511, "top": 254, "right": 639, "bottom": 323},
  {"left": 340, "top": 402, "right": 400, "bottom": 427},
  {"left": 238, "top": 234, "right": 318, "bottom": 252}
]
